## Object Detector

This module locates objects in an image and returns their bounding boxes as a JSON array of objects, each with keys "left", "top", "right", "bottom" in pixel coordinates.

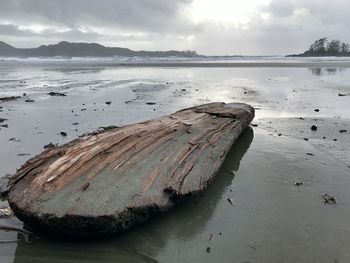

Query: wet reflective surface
[{"left": 1, "top": 62, "right": 350, "bottom": 262}]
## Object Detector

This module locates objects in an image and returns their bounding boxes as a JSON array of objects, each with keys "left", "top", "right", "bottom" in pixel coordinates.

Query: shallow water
[{"left": 0, "top": 61, "right": 350, "bottom": 262}]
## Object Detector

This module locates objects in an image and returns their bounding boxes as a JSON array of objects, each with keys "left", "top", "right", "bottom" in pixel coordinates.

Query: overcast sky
[{"left": 0, "top": 0, "right": 349, "bottom": 55}]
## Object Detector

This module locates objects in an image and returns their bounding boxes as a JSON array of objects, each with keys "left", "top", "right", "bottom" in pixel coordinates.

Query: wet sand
[{"left": 0, "top": 61, "right": 350, "bottom": 262}]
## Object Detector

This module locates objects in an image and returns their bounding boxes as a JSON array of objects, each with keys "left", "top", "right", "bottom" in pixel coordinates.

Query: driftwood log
[{"left": 7, "top": 102, "right": 254, "bottom": 237}]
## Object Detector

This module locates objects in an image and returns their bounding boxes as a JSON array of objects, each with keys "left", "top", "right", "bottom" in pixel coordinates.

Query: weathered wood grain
[{"left": 7, "top": 102, "right": 254, "bottom": 237}]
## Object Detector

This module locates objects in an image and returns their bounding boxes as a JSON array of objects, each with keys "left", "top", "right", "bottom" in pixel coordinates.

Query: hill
[{"left": 0, "top": 41, "right": 199, "bottom": 58}]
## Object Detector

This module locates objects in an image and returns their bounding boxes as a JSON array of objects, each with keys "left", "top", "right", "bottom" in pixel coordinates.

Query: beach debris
[
  {"left": 209, "top": 233, "right": 213, "bottom": 241},
  {"left": 0, "top": 96, "right": 21, "bottom": 102},
  {"left": 72, "top": 122, "right": 79, "bottom": 125},
  {"left": 60, "top": 131, "right": 67, "bottom": 137},
  {"left": 323, "top": 193, "right": 337, "bottom": 204},
  {"left": 294, "top": 181, "right": 303, "bottom": 186},
  {"left": 47, "top": 92, "right": 66, "bottom": 97},
  {"left": 81, "top": 182, "right": 90, "bottom": 191},
  {"left": 8, "top": 137, "right": 20, "bottom": 142},
  {"left": 81, "top": 108, "right": 87, "bottom": 111},
  {"left": 333, "top": 139, "right": 338, "bottom": 141},
  {"left": 339, "top": 129, "right": 347, "bottom": 133},
  {"left": 7, "top": 102, "right": 254, "bottom": 237},
  {"left": 0, "top": 207, "right": 14, "bottom": 218},
  {"left": 146, "top": 102, "right": 156, "bottom": 105},
  {"left": 338, "top": 93, "right": 347, "bottom": 96},
  {"left": 18, "top": 153, "right": 30, "bottom": 156},
  {"left": 278, "top": 133, "right": 282, "bottom": 136},
  {"left": 0, "top": 124, "right": 8, "bottom": 128},
  {"left": 251, "top": 123, "right": 258, "bottom": 127},
  {"left": 206, "top": 247, "right": 211, "bottom": 253},
  {"left": 98, "top": 125, "right": 119, "bottom": 131},
  {"left": 0, "top": 174, "right": 12, "bottom": 196},
  {"left": 303, "top": 138, "right": 309, "bottom": 141},
  {"left": 0, "top": 118, "right": 7, "bottom": 123},
  {"left": 181, "top": 89, "right": 186, "bottom": 92},
  {"left": 125, "top": 100, "right": 132, "bottom": 104},
  {"left": 105, "top": 101, "right": 112, "bottom": 105},
  {"left": 314, "top": 109, "right": 320, "bottom": 112},
  {"left": 246, "top": 244, "right": 257, "bottom": 252},
  {"left": 44, "top": 143, "right": 56, "bottom": 149},
  {"left": 227, "top": 198, "right": 235, "bottom": 206},
  {"left": 25, "top": 99, "right": 35, "bottom": 103},
  {"left": 306, "top": 153, "right": 315, "bottom": 156},
  {"left": 311, "top": 125, "right": 318, "bottom": 131}
]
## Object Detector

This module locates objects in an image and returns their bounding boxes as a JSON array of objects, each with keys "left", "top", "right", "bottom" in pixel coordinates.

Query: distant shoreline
[
  {"left": 2, "top": 60, "right": 350, "bottom": 68},
  {"left": 287, "top": 54, "right": 350, "bottom": 58}
]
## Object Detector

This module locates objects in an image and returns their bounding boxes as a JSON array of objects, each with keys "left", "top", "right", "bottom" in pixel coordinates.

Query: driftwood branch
[{"left": 7, "top": 102, "right": 254, "bottom": 237}]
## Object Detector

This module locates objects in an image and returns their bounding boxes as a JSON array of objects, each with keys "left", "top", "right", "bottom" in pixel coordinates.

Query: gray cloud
[
  {"left": 0, "top": 0, "right": 193, "bottom": 32},
  {"left": 0, "top": 0, "right": 349, "bottom": 55}
]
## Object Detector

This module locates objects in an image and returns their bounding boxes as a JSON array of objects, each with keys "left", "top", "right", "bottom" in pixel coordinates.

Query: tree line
[{"left": 305, "top": 37, "right": 349, "bottom": 56}]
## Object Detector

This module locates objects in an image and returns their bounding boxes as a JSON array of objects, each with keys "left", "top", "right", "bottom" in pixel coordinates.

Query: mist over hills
[{"left": 0, "top": 41, "right": 199, "bottom": 58}]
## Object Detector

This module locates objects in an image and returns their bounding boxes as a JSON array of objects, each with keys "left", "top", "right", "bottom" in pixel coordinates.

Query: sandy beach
[{"left": 0, "top": 59, "right": 350, "bottom": 262}]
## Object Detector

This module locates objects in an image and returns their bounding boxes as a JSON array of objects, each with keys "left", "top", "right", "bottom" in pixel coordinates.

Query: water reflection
[
  {"left": 12, "top": 127, "right": 254, "bottom": 263},
  {"left": 309, "top": 67, "right": 346, "bottom": 75}
]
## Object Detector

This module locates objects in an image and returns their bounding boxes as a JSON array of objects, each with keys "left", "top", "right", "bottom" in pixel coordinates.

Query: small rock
[
  {"left": 227, "top": 198, "right": 235, "bottom": 206},
  {"left": 303, "top": 138, "right": 309, "bottom": 141},
  {"left": 60, "top": 132, "right": 67, "bottom": 137},
  {"left": 294, "top": 181, "right": 303, "bottom": 186},
  {"left": 206, "top": 247, "right": 211, "bottom": 253},
  {"left": 323, "top": 193, "right": 337, "bottom": 204},
  {"left": 314, "top": 109, "right": 320, "bottom": 112},
  {"left": 44, "top": 143, "right": 56, "bottom": 149},
  {"left": 311, "top": 125, "right": 317, "bottom": 131},
  {"left": 338, "top": 93, "right": 346, "bottom": 97},
  {"left": 25, "top": 99, "right": 35, "bottom": 103},
  {"left": 81, "top": 108, "right": 87, "bottom": 111},
  {"left": 146, "top": 102, "right": 156, "bottom": 105},
  {"left": 9, "top": 137, "right": 20, "bottom": 142},
  {"left": 48, "top": 92, "right": 66, "bottom": 97},
  {"left": 251, "top": 124, "right": 258, "bottom": 127},
  {"left": 72, "top": 122, "right": 79, "bottom": 125},
  {"left": 306, "top": 153, "right": 315, "bottom": 156},
  {"left": 339, "top": 130, "right": 347, "bottom": 133},
  {"left": 82, "top": 182, "right": 90, "bottom": 191},
  {"left": 105, "top": 101, "right": 112, "bottom": 105},
  {"left": 181, "top": 89, "right": 186, "bottom": 92}
]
